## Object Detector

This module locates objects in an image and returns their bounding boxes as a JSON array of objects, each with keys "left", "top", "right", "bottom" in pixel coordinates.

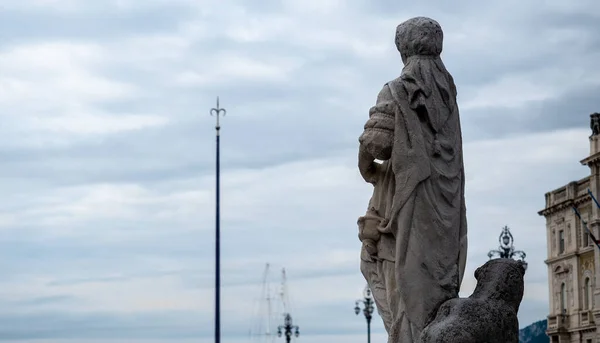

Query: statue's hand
[{"left": 358, "top": 209, "right": 384, "bottom": 256}]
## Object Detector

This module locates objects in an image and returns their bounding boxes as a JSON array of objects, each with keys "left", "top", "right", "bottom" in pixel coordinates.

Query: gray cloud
[
  {"left": 0, "top": 2, "right": 194, "bottom": 45},
  {"left": 0, "top": 311, "right": 206, "bottom": 340},
  {"left": 0, "top": 0, "right": 596, "bottom": 341}
]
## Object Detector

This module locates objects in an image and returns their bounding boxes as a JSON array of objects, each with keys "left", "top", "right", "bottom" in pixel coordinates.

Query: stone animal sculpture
[{"left": 419, "top": 258, "right": 526, "bottom": 343}]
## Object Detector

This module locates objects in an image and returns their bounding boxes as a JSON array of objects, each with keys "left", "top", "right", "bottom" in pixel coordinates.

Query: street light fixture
[
  {"left": 355, "top": 285, "right": 375, "bottom": 343},
  {"left": 210, "top": 97, "right": 226, "bottom": 343},
  {"left": 487, "top": 226, "right": 527, "bottom": 270},
  {"left": 278, "top": 313, "right": 299, "bottom": 343}
]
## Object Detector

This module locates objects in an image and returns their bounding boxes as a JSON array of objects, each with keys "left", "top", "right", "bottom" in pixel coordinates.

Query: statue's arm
[
  {"left": 358, "top": 85, "right": 395, "bottom": 183},
  {"left": 364, "top": 85, "right": 396, "bottom": 134},
  {"left": 358, "top": 145, "right": 378, "bottom": 184}
]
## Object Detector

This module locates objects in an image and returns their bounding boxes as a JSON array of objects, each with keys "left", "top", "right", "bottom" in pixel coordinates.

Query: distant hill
[{"left": 519, "top": 319, "right": 549, "bottom": 343}]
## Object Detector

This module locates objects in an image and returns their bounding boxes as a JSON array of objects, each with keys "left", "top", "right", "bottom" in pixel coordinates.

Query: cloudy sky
[{"left": 1, "top": 0, "right": 600, "bottom": 342}]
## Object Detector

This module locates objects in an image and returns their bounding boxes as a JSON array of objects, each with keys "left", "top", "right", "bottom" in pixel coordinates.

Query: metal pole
[
  {"left": 366, "top": 297, "right": 372, "bottom": 343},
  {"left": 211, "top": 98, "right": 226, "bottom": 343},
  {"left": 355, "top": 286, "right": 374, "bottom": 343}
]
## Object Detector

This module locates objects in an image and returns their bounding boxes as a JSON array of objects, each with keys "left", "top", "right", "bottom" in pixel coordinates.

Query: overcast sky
[{"left": 1, "top": 0, "right": 600, "bottom": 342}]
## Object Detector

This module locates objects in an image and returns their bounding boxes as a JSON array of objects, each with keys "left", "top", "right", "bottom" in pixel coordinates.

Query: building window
[
  {"left": 559, "top": 230, "right": 565, "bottom": 254},
  {"left": 584, "top": 277, "right": 592, "bottom": 310},
  {"left": 581, "top": 215, "right": 593, "bottom": 248},
  {"left": 561, "top": 283, "right": 567, "bottom": 313}
]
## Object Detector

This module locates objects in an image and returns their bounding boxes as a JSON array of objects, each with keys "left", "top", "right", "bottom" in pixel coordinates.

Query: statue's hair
[
  {"left": 395, "top": 17, "right": 443, "bottom": 58},
  {"left": 394, "top": 17, "right": 457, "bottom": 133}
]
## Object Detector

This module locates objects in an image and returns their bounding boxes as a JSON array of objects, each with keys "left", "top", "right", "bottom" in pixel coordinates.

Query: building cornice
[
  {"left": 578, "top": 246, "right": 595, "bottom": 255},
  {"left": 538, "top": 196, "right": 591, "bottom": 217},
  {"left": 581, "top": 152, "right": 600, "bottom": 166},
  {"left": 545, "top": 247, "right": 596, "bottom": 265},
  {"left": 545, "top": 252, "right": 579, "bottom": 265}
]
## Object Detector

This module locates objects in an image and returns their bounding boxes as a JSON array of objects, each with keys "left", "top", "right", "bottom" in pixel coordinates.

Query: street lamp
[
  {"left": 278, "top": 313, "right": 300, "bottom": 343},
  {"left": 355, "top": 285, "right": 375, "bottom": 343},
  {"left": 210, "top": 97, "right": 226, "bottom": 343},
  {"left": 488, "top": 226, "right": 527, "bottom": 270}
]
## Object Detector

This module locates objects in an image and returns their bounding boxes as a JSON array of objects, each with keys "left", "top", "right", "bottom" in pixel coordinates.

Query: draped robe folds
[
  {"left": 362, "top": 69, "right": 468, "bottom": 341},
  {"left": 358, "top": 159, "right": 397, "bottom": 332}
]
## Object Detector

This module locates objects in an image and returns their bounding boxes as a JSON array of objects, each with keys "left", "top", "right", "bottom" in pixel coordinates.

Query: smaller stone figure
[
  {"left": 419, "top": 259, "right": 526, "bottom": 343},
  {"left": 590, "top": 113, "right": 600, "bottom": 136}
]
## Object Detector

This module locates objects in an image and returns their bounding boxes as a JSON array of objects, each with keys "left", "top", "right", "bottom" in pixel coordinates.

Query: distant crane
[
  {"left": 249, "top": 264, "right": 277, "bottom": 343},
  {"left": 277, "top": 268, "right": 299, "bottom": 343},
  {"left": 249, "top": 265, "right": 299, "bottom": 343}
]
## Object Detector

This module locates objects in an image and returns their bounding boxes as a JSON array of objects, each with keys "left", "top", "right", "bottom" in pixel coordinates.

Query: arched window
[
  {"left": 559, "top": 230, "right": 565, "bottom": 254},
  {"left": 584, "top": 278, "right": 590, "bottom": 309},
  {"left": 561, "top": 283, "right": 567, "bottom": 313},
  {"left": 585, "top": 277, "right": 593, "bottom": 310}
]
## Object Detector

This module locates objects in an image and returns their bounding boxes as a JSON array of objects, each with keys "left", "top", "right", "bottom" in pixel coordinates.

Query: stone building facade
[{"left": 539, "top": 113, "right": 600, "bottom": 343}]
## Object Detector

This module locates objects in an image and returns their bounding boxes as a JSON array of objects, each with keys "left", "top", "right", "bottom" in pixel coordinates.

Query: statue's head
[
  {"left": 591, "top": 113, "right": 600, "bottom": 136},
  {"left": 473, "top": 259, "right": 526, "bottom": 312},
  {"left": 395, "top": 17, "right": 444, "bottom": 64}
]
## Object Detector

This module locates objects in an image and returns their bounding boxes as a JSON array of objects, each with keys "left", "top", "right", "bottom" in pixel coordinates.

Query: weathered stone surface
[
  {"left": 357, "top": 16, "right": 467, "bottom": 342},
  {"left": 419, "top": 259, "right": 526, "bottom": 343}
]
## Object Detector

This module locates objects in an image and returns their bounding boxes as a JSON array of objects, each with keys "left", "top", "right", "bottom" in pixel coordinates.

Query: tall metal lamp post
[
  {"left": 210, "top": 97, "right": 226, "bottom": 343},
  {"left": 488, "top": 225, "right": 527, "bottom": 270},
  {"left": 278, "top": 313, "right": 300, "bottom": 343},
  {"left": 355, "top": 285, "right": 375, "bottom": 343}
]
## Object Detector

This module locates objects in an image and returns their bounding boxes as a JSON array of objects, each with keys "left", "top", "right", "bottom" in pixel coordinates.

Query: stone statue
[
  {"left": 357, "top": 17, "right": 468, "bottom": 342},
  {"left": 420, "top": 259, "right": 526, "bottom": 343},
  {"left": 590, "top": 113, "right": 600, "bottom": 136}
]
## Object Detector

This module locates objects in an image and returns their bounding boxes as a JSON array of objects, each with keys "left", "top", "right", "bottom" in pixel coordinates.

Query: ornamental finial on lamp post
[
  {"left": 210, "top": 96, "right": 227, "bottom": 131},
  {"left": 487, "top": 226, "right": 527, "bottom": 270}
]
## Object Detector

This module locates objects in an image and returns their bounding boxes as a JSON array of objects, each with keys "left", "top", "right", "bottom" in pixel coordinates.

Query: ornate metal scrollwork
[{"left": 488, "top": 226, "right": 527, "bottom": 270}]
